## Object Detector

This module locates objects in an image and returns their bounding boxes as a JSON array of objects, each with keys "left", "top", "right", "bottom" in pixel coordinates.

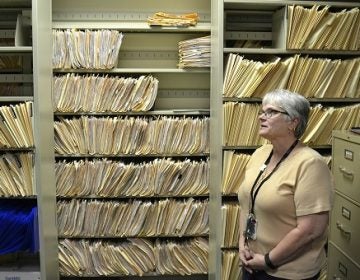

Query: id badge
[{"left": 244, "top": 213, "right": 257, "bottom": 241}]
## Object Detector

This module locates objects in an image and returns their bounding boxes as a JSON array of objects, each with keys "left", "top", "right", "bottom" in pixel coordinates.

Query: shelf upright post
[
  {"left": 32, "top": 0, "right": 60, "bottom": 279},
  {"left": 210, "top": 0, "right": 225, "bottom": 279}
]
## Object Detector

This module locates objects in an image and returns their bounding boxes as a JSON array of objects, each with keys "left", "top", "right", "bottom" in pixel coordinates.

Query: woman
[{"left": 238, "top": 89, "right": 333, "bottom": 280}]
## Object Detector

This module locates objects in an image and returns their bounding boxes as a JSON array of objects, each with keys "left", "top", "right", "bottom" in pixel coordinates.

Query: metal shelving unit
[
  {"left": 51, "top": 0, "right": 210, "bottom": 279},
  {"left": 211, "top": 1, "right": 360, "bottom": 279}
]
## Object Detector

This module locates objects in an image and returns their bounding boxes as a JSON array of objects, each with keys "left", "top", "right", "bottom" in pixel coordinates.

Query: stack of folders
[
  {"left": 222, "top": 151, "right": 251, "bottom": 194},
  {"left": 57, "top": 198, "right": 209, "bottom": 237},
  {"left": 223, "top": 102, "right": 360, "bottom": 146},
  {"left": 59, "top": 237, "right": 208, "bottom": 276},
  {"left": 222, "top": 250, "right": 241, "bottom": 280},
  {"left": 0, "top": 84, "right": 21, "bottom": 97},
  {"left": 155, "top": 238, "right": 208, "bottom": 275},
  {"left": 53, "top": 74, "right": 159, "bottom": 112},
  {"left": 58, "top": 238, "right": 155, "bottom": 276},
  {"left": 56, "top": 158, "right": 209, "bottom": 197},
  {"left": 0, "top": 56, "right": 21, "bottom": 70},
  {"left": 221, "top": 203, "right": 240, "bottom": 248},
  {"left": 0, "top": 59, "right": 22, "bottom": 95},
  {"left": 302, "top": 103, "right": 360, "bottom": 145},
  {"left": 287, "top": 5, "right": 360, "bottom": 50},
  {"left": 0, "top": 153, "right": 34, "bottom": 196},
  {"left": 178, "top": 35, "right": 211, "bottom": 68},
  {"left": 223, "top": 102, "right": 264, "bottom": 146},
  {"left": 52, "top": 29, "right": 124, "bottom": 69},
  {"left": 223, "top": 53, "right": 360, "bottom": 98},
  {"left": 147, "top": 12, "right": 199, "bottom": 27},
  {"left": 0, "top": 102, "right": 34, "bottom": 148},
  {"left": 54, "top": 116, "right": 209, "bottom": 155}
]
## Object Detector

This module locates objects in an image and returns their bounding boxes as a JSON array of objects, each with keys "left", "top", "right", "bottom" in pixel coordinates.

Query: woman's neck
[{"left": 271, "top": 136, "right": 298, "bottom": 159}]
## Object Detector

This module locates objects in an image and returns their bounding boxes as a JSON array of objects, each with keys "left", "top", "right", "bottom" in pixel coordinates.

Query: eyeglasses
[{"left": 258, "top": 109, "right": 289, "bottom": 118}]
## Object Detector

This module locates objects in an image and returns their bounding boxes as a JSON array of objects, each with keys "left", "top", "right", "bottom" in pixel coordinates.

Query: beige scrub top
[{"left": 238, "top": 144, "right": 333, "bottom": 279}]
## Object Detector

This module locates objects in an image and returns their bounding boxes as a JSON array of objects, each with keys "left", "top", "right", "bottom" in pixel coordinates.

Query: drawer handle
[
  {"left": 339, "top": 166, "right": 354, "bottom": 178},
  {"left": 336, "top": 221, "right": 351, "bottom": 238},
  {"left": 333, "top": 277, "right": 342, "bottom": 280}
]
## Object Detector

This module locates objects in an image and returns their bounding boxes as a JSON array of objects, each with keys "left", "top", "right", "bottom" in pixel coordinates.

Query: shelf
[
  {"left": 224, "top": 0, "right": 360, "bottom": 9},
  {"left": 58, "top": 234, "right": 209, "bottom": 239},
  {"left": 0, "top": 147, "right": 34, "bottom": 152},
  {"left": 0, "top": 96, "right": 33, "bottom": 102},
  {"left": 223, "top": 97, "right": 360, "bottom": 103},
  {"left": 52, "top": 21, "right": 211, "bottom": 33},
  {"left": 223, "top": 146, "right": 260, "bottom": 150},
  {"left": 60, "top": 273, "right": 208, "bottom": 278},
  {"left": 57, "top": 194, "right": 209, "bottom": 200},
  {"left": 0, "top": 74, "right": 33, "bottom": 83},
  {"left": 55, "top": 153, "right": 210, "bottom": 158},
  {"left": 224, "top": 48, "right": 360, "bottom": 55},
  {"left": 223, "top": 97, "right": 262, "bottom": 102},
  {"left": 0, "top": 1, "right": 31, "bottom": 8},
  {"left": 223, "top": 145, "right": 331, "bottom": 150},
  {"left": 222, "top": 194, "right": 238, "bottom": 199},
  {"left": 54, "top": 109, "right": 210, "bottom": 116},
  {"left": 221, "top": 246, "right": 239, "bottom": 250},
  {"left": 53, "top": 68, "right": 210, "bottom": 74},
  {"left": 0, "top": 195, "right": 36, "bottom": 199},
  {"left": 0, "top": 46, "right": 32, "bottom": 53}
]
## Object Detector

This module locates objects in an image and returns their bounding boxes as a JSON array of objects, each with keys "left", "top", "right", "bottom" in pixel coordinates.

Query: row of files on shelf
[
  {"left": 59, "top": 237, "right": 208, "bottom": 277},
  {"left": 224, "top": 102, "right": 360, "bottom": 146},
  {"left": 57, "top": 198, "right": 208, "bottom": 237},
  {"left": 52, "top": 29, "right": 210, "bottom": 70},
  {"left": 223, "top": 54, "right": 360, "bottom": 98}
]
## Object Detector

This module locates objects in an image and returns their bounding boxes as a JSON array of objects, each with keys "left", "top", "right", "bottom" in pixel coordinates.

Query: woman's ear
[{"left": 289, "top": 117, "right": 299, "bottom": 131}]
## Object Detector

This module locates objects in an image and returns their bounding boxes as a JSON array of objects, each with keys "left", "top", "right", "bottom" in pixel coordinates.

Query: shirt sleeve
[{"left": 294, "top": 156, "right": 334, "bottom": 216}]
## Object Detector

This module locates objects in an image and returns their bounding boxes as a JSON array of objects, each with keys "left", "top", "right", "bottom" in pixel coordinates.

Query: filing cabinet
[
  {"left": 332, "top": 131, "right": 360, "bottom": 205},
  {"left": 328, "top": 242, "right": 360, "bottom": 280},
  {"left": 328, "top": 130, "right": 360, "bottom": 280}
]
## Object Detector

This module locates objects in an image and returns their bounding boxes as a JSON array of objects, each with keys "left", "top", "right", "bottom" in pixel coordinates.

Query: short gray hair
[{"left": 262, "top": 89, "right": 310, "bottom": 138}]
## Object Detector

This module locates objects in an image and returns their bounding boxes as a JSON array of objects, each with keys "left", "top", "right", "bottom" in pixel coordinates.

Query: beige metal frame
[
  {"left": 209, "top": 0, "right": 224, "bottom": 279},
  {"left": 32, "top": 0, "right": 59, "bottom": 279}
]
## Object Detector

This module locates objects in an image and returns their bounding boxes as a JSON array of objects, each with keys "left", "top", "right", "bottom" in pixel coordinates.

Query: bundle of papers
[
  {"left": 302, "top": 103, "right": 360, "bottom": 145},
  {"left": 0, "top": 84, "right": 22, "bottom": 97},
  {"left": 155, "top": 237, "right": 208, "bottom": 275},
  {"left": 59, "top": 237, "right": 208, "bottom": 276},
  {"left": 52, "top": 29, "right": 124, "bottom": 69},
  {"left": 222, "top": 250, "right": 241, "bottom": 280},
  {"left": 223, "top": 53, "right": 360, "bottom": 98},
  {"left": 53, "top": 74, "right": 158, "bottom": 112},
  {"left": 56, "top": 158, "right": 209, "bottom": 197},
  {"left": 0, "top": 55, "right": 22, "bottom": 70},
  {"left": 147, "top": 12, "right": 199, "bottom": 27},
  {"left": 223, "top": 102, "right": 265, "bottom": 146},
  {"left": 54, "top": 116, "right": 209, "bottom": 155},
  {"left": 0, "top": 101, "right": 34, "bottom": 148},
  {"left": 221, "top": 203, "right": 240, "bottom": 248},
  {"left": 57, "top": 198, "right": 208, "bottom": 237},
  {"left": 222, "top": 151, "right": 251, "bottom": 194},
  {"left": 178, "top": 35, "right": 210, "bottom": 68},
  {"left": 0, "top": 153, "right": 34, "bottom": 197},
  {"left": 287, "top": 5, "right": 360, "bottom": 50},
  {"left": 223, "top": 102, "right": 360, "bottom": 146},
  {"left": 59, "top": 238, "right": 155, "bottom": 276}
]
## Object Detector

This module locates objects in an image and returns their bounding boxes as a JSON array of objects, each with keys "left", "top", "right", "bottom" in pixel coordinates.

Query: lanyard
[{"left": 249, "top": 139, "right": 298, "bottom": 215}]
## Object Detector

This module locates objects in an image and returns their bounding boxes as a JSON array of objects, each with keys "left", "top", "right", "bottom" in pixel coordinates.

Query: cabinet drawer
[
  {"left": 328, "top": 242, "right": 360, "bottom": 280},
  {"left": 330, "top": 194, "right": 360, "bottom": 264},
  {"left": 333, "top": 138, "right": 360, "bottom": 204}
]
